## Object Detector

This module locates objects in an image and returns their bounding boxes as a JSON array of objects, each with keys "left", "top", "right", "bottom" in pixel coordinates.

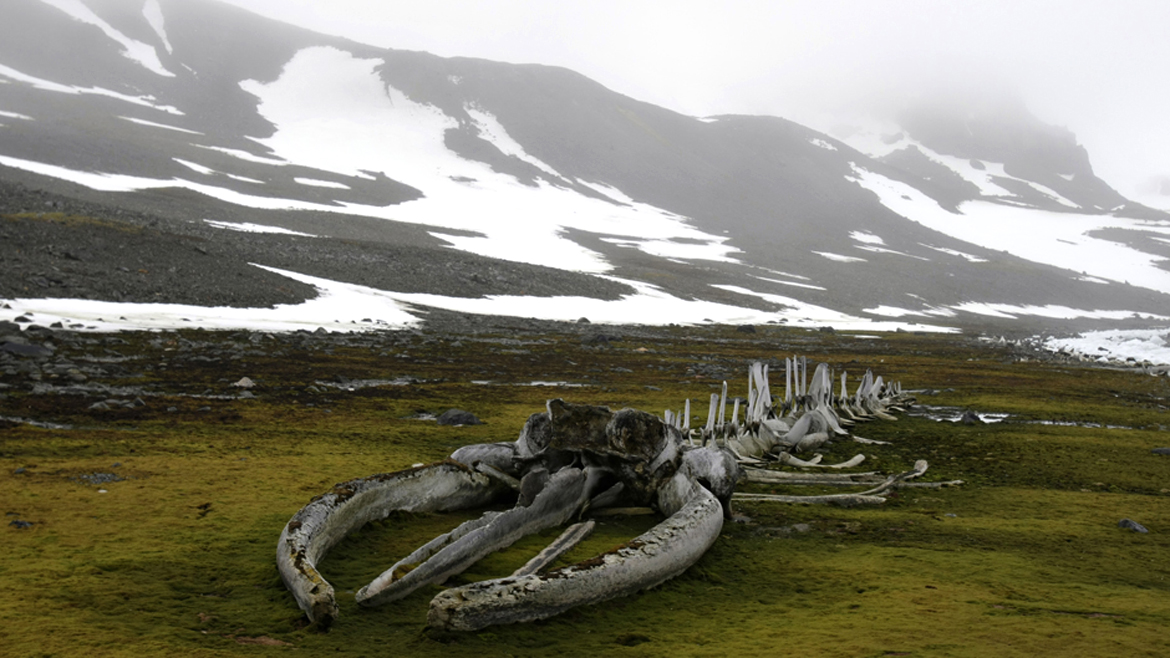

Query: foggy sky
[{"left": 220, "top": 0, "right": 1170, "bottom": 208}]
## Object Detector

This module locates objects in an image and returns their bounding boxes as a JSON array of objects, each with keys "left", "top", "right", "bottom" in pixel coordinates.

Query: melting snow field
[
  {"left": 232, "top": 46, "right": 740, "bottom": 273},
  {"left": 848, "top": 165, "right": 1170, "bottom": 297},
  {"left": 0, "top": 46, "right": 737, "bottom": 276},
  {"left": 1045, "top": 329, "right": 1170, "bottom": 366},
  {"left": 0, "top": 265, "right": 950, "bottom": 335}
]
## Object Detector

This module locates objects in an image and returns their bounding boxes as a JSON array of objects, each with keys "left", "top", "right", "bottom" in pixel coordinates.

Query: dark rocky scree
[
  {"left": 0, "top": 310, "right": 708, "bottom": 427},
  {"left": 0, "top": 303, "right": 1126, "bottom": 437}
]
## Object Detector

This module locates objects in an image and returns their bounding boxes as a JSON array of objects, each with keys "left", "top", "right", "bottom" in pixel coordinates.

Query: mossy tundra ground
[{"left": 2, "top": 322, "right": 1169, "bottom": 657}]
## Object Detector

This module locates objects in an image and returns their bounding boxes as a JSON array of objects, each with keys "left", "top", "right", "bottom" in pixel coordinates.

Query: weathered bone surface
[
  {"left": 277, "top": 356, "right": 955, "bottom": 630},
  {"left": 356, "top": 466, "right": 599, "bottom": 606},
  {"left": 428, "top": 484, "right": 724, "bottom": 631},
  {"left": 276, "top": 460, "right": 510, "bottom": 627}
]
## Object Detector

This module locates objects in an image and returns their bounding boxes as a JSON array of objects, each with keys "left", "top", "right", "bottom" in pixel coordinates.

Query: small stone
[
  {"left": 959, "top": 410, "right": 983, "bottom": 425},
  {"left": 1118, "top": 518, "right": 1148, "bottom": 533},
  {"left": 1151, "top": 448, "right": 1170, "bottom": 456},
  {"left": 89, "top": 401, "right": 110, "bottom": 411},
  {"left": 1, "top": 342, "right": 52, "bottom": 357},
  {"left": 583, "top": 334, "right": 612, "bottom": 346},
  {"left": 735, "top": 324, "right": 756, "bottom": 334},
  {"left": 13, "top": 467, "right": 26, "bottom": 475},
  {"left": 437, "top": 408, "right": 482, "bottom": 426},
  {"left": 239, "top": 390, "right": 255, "bottom": 399},
  {"left": 9, "top": 519, "right": 33, "bottom": 529},
  {"left": 232, "top": 377, "right": 255, "bottom": 389}
]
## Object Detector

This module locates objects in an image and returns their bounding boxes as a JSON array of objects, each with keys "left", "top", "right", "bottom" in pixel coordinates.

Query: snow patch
[
  {"left": 294, "top": 177, "right": 350, "bottom": 189},
  {"left": 854, "top": 244, "right": 930, "bottom": 261},
  {"left": 1075, "top": 275, "right": 1110, "bottom": 284},
  {"left": 920, "top": 243, "right": 988, "bottom": 263},
  {"left": 748, "top": 275, "right": 826, "bottom": 291},
  {"left": 195, "top": 145, "right": 286, "bottom": 166},
  {"left": 864, "top": 305, "right": 956, "bottom": 318},
  {"left": 120, "top": 116, "right": 200, "bottom": 134},
  {"left": 599, "top": 237, "right": 740, "bottom": 263},
  {"left": 863, "top": 306, "right": 927, "bottom": 318},
  {"left": 850, "top": 230, "right": 884, "bottom": 245},
  {"left": 1025, "top": 180, "right": 1079, "bottom": 209},
  {"left": 173, "top": 158, "right": 214, "bottom": 175},
  {"left": 0, "top": 63, "right": 182, "bottom": 114},
  {"left": 142, "top": 0, "right": 173, "bottom": 55},
  {"left": 1045, "top": 328, "right": 1170, "bottom": 366},
  {"left": 204, "top": 220, "right": 316, "bottom": 237},
  {"left": 809, "top": 138, "right": 837, "bottom": 151},
  {"left": 37, "top": 0, "right": 174, "bottom": 77},
  {"left": 0, "top": 110, "right": 33, "bottom": 121},
  {"left": 752, "top": 267, "right": 812, "bottom": 281},
  {"left": 814, "top": 251, "right": 866, "bottom": 263}
]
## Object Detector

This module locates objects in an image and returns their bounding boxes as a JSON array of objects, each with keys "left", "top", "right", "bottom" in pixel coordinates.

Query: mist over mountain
[{"left": 2, "top": 0, "right": 1169, "bottom": 336}]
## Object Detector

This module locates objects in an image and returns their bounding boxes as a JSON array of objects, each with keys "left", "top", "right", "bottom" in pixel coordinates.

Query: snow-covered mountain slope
[{"left": 2, "top": 0, "right": 1169, "bottom": 335}]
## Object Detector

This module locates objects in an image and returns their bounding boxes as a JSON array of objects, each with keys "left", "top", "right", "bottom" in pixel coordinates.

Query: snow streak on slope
[
  {"left": 142, "top": 0, "right": 173, "bottom": 55},
  {"left": 847, "top": 165, "right": 1170, "bottom": 296},
  {"left": 237, "top": 46, "right": 738, "bottom": 273},
  {"left": 119, "top": 116, "right": 201, "bottom": 134},
  {"left": 465, "top": 104, "right": 560, "bottom": 178},
  {"left": 36, "top": 0, "right": 174, "bottom": 77},
  {"left": 204, "top": 220, "right": 316, "bottom": 236},
  {"left": 0, "top": 110, "right": 33, "bottom": 121},
  {"left": 0, "top": 64, "right": 182, "bottom": 114}
]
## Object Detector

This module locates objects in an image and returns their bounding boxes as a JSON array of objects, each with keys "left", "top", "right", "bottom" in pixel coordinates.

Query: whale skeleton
[
  {"left": 277, "top": 357, "right": 957, "bottom": 632},
  {"left": 663, "top": 358, "right": 960, "bottom": 503},
  {"left": 666, "top": 358, "right": 914, "bottom": 463}
]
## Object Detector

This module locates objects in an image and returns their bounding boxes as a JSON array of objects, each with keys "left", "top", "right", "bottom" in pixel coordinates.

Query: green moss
[{"left": 2, "top": 326, "right": 1170, "bottom": 656}]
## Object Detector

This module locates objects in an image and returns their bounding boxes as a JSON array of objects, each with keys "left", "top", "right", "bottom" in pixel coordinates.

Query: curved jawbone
[
  {"left": 276, "top": 460, "right": 510, "bottom": 628},
  {"left": 427, "top": 482, "right": 725, "bottom": 632}
]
